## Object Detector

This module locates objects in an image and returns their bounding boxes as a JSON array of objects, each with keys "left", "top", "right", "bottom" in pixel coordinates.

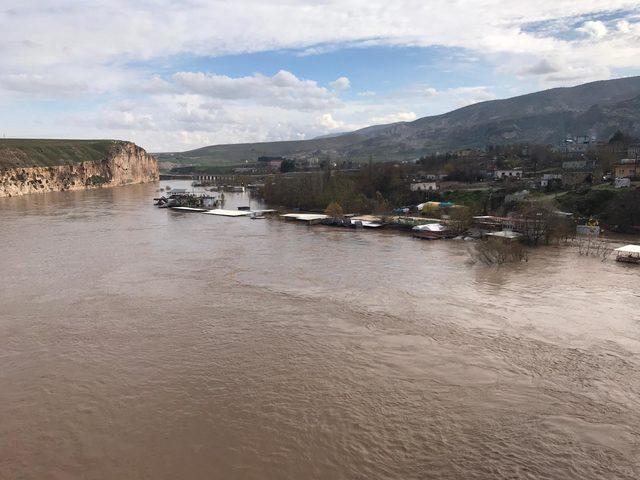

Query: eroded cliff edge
[{"left": 0, "top": 139, "right": 159, "bottom": 197}]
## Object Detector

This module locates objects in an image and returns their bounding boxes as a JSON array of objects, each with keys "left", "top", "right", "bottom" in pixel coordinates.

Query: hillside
[{"left": 157, "top": 76, "right": 640, "bottom": 167}]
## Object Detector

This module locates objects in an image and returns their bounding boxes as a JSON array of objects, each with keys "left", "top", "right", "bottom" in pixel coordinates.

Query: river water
[{"left": 1, "top": 181, "right": 639, "bottom": 479}]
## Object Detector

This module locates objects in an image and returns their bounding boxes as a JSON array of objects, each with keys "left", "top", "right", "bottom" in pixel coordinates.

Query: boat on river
[
  {"left": 154, "top": 190, "right": 219, "bottom": 209},
  {"left": 614, "top": 245, "right": 640, "bottom": 264}
]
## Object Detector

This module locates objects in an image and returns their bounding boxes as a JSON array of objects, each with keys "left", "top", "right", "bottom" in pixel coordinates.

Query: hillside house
[
  {"left": 410, "top": 182, "right": 438, "bottom": 192},
  {"left": 562, "top": 159, "right": 596, "bottom": 172},
  {"left": 614, "top": 159, "right": 639, "bottom": 178},
  {"left": 558, "top": 135, "right": 597, "bottom": 154},
  {"left": 540, "top": 174, "right": 562, "bottom": 188},
  {"left": 494, "top": 169, "right": 523, "bottom": 180},
  {"left": 424, "top": 173, "right": 446, "bottom": 181},
  {"left": 628, "top": 144, "right": 640, "bottom": 159}
]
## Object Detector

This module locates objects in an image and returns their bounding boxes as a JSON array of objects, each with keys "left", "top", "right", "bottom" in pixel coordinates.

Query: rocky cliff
[{"left": 0, "top": 140, "right": 159, "bottom": 197}]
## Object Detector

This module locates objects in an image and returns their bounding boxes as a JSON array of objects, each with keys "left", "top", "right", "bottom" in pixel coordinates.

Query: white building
[
  {"left": 410, "top": 182, "right": 438, "bottom": 192},
  {"left": 559, "top": 135, "right": 597, "bottom": 154},
  {"left": 540, "top": 173, "right": 562, "bottom": 187},
  {"left": 494, "top": 169, "right": 523, "bottom": 180},
  {"left": 615, "top": 177, "right": 631, "bottom": 188}
]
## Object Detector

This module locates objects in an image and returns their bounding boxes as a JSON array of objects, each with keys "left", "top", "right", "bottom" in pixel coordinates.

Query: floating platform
[
  {"left": 281, "top": 213, "right": 328, "bottom": 224},
  {"left": 251, "top": 209, "right": 278, "bottom": 215},
  {"left": 170, "top": 207, "right": 207, "bottom": 212},
  {"left": 203, "top": 209, "right": 251, "bottom": 217}
]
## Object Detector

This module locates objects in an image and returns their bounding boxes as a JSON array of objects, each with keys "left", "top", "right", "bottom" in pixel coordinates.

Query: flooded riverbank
[{"left": 1, "top": 181, "right": 639, "bottom": 479}]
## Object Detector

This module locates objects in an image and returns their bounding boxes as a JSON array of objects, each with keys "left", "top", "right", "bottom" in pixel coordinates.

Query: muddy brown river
[{"left": 1, "top": 181, "right": 639, "bottom": 479}]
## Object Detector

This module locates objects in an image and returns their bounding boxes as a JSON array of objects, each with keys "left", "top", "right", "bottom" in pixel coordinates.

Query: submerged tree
[{"left": 473, "top": 238, "right": 528, "bottom": 265}]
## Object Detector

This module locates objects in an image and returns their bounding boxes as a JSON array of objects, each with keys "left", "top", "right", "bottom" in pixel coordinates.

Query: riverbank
[{"left": 156, "top": 182, "right": 639, "bottom": 264}]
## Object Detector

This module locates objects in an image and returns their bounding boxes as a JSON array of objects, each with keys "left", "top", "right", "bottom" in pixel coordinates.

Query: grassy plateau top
[{"left": 0, "top": 139, "right": 122, "bottom": 170}]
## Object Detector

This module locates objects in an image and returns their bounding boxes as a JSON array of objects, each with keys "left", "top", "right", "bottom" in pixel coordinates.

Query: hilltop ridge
[{"left": 157, "top": 76, "right": 640, "bottom": 167}]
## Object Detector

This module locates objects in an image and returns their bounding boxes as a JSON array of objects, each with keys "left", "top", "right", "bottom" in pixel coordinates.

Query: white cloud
[
  {"left": 617, "top": 20, "right": 632, "bottom": 33},
  {"left": 423, "top": 87, "right": 438, "bottom": 97},
  {"left": 319, "top": 113, "right": 345, "bottom": 130},
  {"left": 330, "top": 76, "right": 350, "bottom": 91},
  {"left": 1, "top": 1, "right": 640, "bottom": 150},
  {"left": 0, "top": 73, "right": 89, "bottom": 96},
  {"left": 577, "top": 20, "right": 608, "bottom": 39},
  {"left": 370, "top": 111, "right": 417, "bottom": 123},
  {"left": 172, "top": 70, "right": 340, "bottom": 111}
]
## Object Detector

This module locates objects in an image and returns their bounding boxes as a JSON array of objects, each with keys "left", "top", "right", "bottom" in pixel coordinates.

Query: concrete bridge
[{"left": 159, "top": 173, "right": 264, "bottom": 186}]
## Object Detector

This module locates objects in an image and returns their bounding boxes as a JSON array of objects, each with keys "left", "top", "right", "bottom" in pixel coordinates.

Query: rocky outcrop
[{"left": 0, "top": 141, "right": 159, "bottom": 197}]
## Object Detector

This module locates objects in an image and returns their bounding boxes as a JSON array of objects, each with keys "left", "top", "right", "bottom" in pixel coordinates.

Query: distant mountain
[
  {"left": 157, "top": 76, "right": 640, "bottom": 166},
  {"left": 313, "top": 131, "right": 349, "bottom": 139}
]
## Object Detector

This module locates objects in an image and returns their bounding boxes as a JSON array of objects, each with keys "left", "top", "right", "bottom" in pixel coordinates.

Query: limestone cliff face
[{"left": 0, "top": 141, "right": 159, "bottom": 197}]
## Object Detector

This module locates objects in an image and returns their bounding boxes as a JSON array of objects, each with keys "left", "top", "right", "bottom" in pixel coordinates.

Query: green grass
[
  {"left": 441, "top": 189, "right": 490, "bottom": 206},
  {"left": 0, "top": 139, "right": 119, "bottom": 170}
]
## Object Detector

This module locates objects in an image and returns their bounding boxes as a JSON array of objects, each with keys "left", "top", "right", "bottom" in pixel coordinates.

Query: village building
[
  {"left": 540, "top": 173, "right": 562, "bottom": 188},
  {"left": 269, "top": 159, "right": 283, "bottom": 170},
  {"left": 557, "top": 135, "right": 597, "bottom": 154},
  {"left": 561, "top": 158, "right": 597, "bottom": 185},
  {"left": 627, "top": 144, "right": 640, "bottom": 159},
  {"left": 410, "top": 181, "right": 438, "bottom": 192},
  {"left": 561, "top": 159, "right": 597, "bottom": 171},
  {"left": 494, "top": 169, "right": 523, "bottom": 180},
  {"left": 615, "top": 177, "right": 632, "bottom": 188},
  {"left": 424, "top": 173, "right": 446, "bottom": 181},
  {"left": 614, "top": 159, "right": 639, "bottom": 178}
]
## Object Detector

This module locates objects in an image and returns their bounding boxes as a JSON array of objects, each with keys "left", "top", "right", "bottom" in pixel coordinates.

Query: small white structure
[
  {"left": 413, "top": 223, "right": 446, "bottom": 232},
  {"left": 412, "top": 223, "right": 451, "bottom": 239},
  {"left": 170, "top": 207, "right": 207, "bottom": 212},
  {"left": 280, "top": 213, "right": 328, "bottom": 224},
  {"left": 494, "top": 169, "right": 523, "bottom": 180},
  {"left": 614, "top": 245, "right": 640, "bottom": 264},
  {"left": 203, "top": 209, "right": 251, "bottom": 217},
  {"left": 410, "top": 182, "right": 438, "bottom": 192},
  {"left": 615, "top": 177, "right": 632, "bottom": 188},
  {"left": 576, "top": 225, "right": 600, "bottom": 236},
  {"left": 486, "top": 230, "right": 522, "bottom": 240},
  {"left": 424, "top": 174, "right": 445, "bottom": 181},
  {"left": 359, "top": 221, "right": 382, "bottom": 228}
]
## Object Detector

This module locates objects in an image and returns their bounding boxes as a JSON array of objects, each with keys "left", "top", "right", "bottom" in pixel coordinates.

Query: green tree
[{"left": 280, "top": 159, "right": 296, "bottom": 173}]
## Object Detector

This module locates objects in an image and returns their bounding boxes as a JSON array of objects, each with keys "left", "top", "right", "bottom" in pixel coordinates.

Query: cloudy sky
[{"left": 1, "top": 1, "right": 640, "bottom": 152}]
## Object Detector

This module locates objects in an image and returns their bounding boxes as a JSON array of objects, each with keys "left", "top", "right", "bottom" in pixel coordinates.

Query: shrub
[
  {"left": 87, "top": 175, "right": 108, "bottom": 186},
  {"left": 324, "top": 202, "right": 344, "bottom": 218}
]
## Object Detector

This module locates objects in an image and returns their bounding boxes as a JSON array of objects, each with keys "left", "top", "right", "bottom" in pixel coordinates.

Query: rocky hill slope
[
  {"left": 0, "top": 140, "right": 159, "bottom": 197},
  {"left": 158, "top": 76, "right": 640, "bottom": 166}
]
